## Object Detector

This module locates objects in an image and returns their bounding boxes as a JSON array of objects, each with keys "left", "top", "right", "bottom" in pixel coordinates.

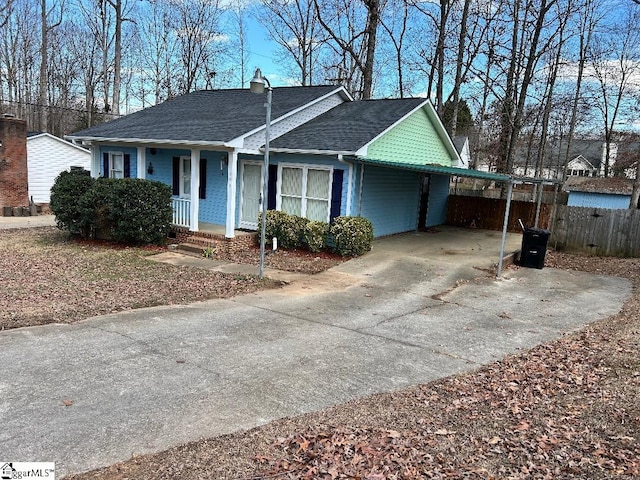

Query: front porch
[{"left": 171, "top": 222, "right": 257, "bottom": 255}]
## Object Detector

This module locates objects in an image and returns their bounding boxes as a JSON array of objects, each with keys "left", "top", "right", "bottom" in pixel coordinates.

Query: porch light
[
  {"left": 250, "top": 68, "right": 272, "bottom": 279},
  {"left": 147, "top": 162, "right": 154, "bottom": 175}
]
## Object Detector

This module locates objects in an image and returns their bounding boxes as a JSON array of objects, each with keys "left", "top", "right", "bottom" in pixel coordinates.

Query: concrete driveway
[{"left": 0, "top": 227, "right": 631, "bottom": 477}]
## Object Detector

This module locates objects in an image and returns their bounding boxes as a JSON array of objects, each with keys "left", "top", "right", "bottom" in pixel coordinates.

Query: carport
[{"left": 348, "top": 156, "right": 562, "bottom": 278}]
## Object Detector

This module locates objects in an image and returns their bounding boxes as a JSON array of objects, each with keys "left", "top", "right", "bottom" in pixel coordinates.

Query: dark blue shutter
[
  {"left": 199, "top": 159, "right": 207, "bottom": 199},
  {"left": 172, "top": 157, "right": 180, "bottom": 195},
  {"left": 330, "top": 169, "right": 344, "bottom": 221},
  {"left": 102, "top": 153, "right": 109, "bottom": 178},
  {"left": 267, "top": 164, "right": 278, "bottom": 210},
  {"left": 123, "top": 154, "right": 131, "bottom": 178}
]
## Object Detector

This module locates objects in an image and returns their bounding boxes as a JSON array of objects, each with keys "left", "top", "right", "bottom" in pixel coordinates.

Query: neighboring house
[
  {"left": 67, "top": 85, "right": 461, "bottom": 239},
  {"left": 452, "top": 136, "right": 471, "bottom": 168},
  {"left": 566, "top": 154, "right": 598, "bottom": 177},
  {"left": 27, "top": 132, "right": 91, "bottom": 204},
  {"left": 565, "top": 176, "right": 635, "bottom": 209}
]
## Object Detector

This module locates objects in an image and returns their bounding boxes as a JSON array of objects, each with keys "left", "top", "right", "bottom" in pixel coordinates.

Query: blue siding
[
  {"left": 426, "top": 174, "right": 449, "bottom": 226},
  {"left": 199, "top": 151, "right": 228, "bottom": 224},
  {"left": 568, "top": 191, "right": 631, "bottom": 209},
  {"left": 99, "top": 146, "right": 138, "bottom": 178},
  {"left": 360, "top": 165, "right": 421, "bottom": 237}
]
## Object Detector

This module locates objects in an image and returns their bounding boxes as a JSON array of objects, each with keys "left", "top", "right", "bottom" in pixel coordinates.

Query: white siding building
[{"left": 27, "top": 132, "right": 91, "bottom": 204}]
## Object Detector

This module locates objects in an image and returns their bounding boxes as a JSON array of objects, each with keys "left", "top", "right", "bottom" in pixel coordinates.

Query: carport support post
[
  {"left": 497, "top": 181, "right": 514, "bottom": 278},
  {"left": 534, "top": 182, "right": 544, "bottom": 228}
]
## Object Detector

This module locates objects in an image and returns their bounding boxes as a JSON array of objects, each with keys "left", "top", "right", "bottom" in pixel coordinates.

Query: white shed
[{"left": 27, "top": 132, "right": 91, "bottom": 204}]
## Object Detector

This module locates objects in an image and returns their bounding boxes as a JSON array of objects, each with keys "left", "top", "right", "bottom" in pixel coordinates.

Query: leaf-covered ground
[
  {"left": 0, "top": 227, "right": 278, "bottom": 330},
  {"left": 65, "top": 251, "right": 640, "bottom": 479}
]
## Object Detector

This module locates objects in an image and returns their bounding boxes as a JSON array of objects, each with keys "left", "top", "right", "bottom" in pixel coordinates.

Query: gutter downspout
[{"left": 337, "top": 154, "right": 353, "bottom": 216}]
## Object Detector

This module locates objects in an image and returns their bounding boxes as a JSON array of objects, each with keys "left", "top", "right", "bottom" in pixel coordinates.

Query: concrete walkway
[
  {"left": 0, "top": 227, "right": 632, "bottom": 477},
  {"left": 0, "top": 214, "right": 56, "bottom": 229}
]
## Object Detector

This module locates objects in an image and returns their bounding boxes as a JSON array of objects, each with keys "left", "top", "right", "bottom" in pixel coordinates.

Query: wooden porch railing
[{"left": 172, "top": 197, "right": 191, "bottom": 228}]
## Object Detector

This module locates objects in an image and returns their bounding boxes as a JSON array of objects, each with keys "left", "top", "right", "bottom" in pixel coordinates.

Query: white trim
[
  {"left": 28, "top": 132, "right": 90, "bottom": 154},
  {"left": 137, "top": 146, "right": 145, "bottom": 180},
  {"left": 91, "top": 145, "right": 101, "bottom": 178},
  {"left": 225, "top": 151, "right": 238, "bottom": 238},
  {"left": 238, "top": 159, "right": 264, "bottom": 230},
  {"left": 228, "top": 86, "right": 353, "bottom": 146},
  {"left": 189, "top": 150, "right": 200, "bottom": 232},
  {"left": 65, "top": 135, "right": 231, "bottom": 148},
  {"left": 267, "top": 147, "right": 357, "bottom": 156},
  {"left": 346, "top": 162, "right": 353, "bottom": 216},
  {"left": 276, "top": 162, "right": 333, "bottom": 223}
]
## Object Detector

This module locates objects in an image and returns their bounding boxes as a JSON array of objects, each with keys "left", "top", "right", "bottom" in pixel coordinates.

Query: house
[
  {"left": 0, "top": 115, "right": 29, "bottom": 212},
  {"left": 452, "top": 136, "right": 471, "bottom": 168},
  {"left": 565, "top": 176, "right": 635, "bottom": 209},
  {"left": 27, "top": 132, "right": 91, "bottom": 205},
  {"left": 67, "top": 85, "right": 461, "bottom": 239}
]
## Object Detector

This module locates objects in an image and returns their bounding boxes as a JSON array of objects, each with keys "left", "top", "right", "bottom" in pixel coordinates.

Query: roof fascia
[
  {"left": 267, "top": 147, "right": 358, "bottom": 156},
  {"left": 228, "top": 86, "right": 353, "bottom": 145},
  {"left": 64, "top": 135, "right": 233, "bottom": 149}
]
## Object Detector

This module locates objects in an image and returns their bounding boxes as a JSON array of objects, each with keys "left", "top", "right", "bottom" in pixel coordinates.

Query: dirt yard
[
  {"left": 59, "top": 250, "right": 640, "bottom": 479},
  {"left": 0, "top": 227, "right": 343, "bottom": 330}
]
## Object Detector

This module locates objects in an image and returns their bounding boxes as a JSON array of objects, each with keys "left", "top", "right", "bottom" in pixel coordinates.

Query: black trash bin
[{"left": 519, "top": 227, "right": 550, "bottom": 269}]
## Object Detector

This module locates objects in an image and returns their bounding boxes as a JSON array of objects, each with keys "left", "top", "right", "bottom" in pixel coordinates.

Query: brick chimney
[{"left": 0, "top": 115, "right": 29, "bottom": 210}]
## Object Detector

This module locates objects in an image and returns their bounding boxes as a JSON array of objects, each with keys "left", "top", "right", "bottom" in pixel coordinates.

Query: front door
[{"left": 239, "top": 162, "right": 262, "bottom": 229}]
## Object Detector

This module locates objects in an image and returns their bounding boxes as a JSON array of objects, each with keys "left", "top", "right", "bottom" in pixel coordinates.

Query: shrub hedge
[
  {"left": 330, "top": 216, "right": 374, "bottom": 256},
  {"left": 50, "top": 168, "right": 95, "bottom": 236},
  {"left": 51, "top": 171, "right": 173, "bottom": 245},
  {"left": 258, "top": 210, "right": 373, "bottom": 256}
]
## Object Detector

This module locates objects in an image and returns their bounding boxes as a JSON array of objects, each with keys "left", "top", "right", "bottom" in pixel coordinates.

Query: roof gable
[
  {"left": 28, "top": 132, "right": 90, "bottom": 154},
  {"left": 365, "top": 102, "right": 458, "bottom": 167},
  {"left": 269, "top": 98, "right": 429, "bottom": 153},
  {"left": 67, "top": 85, "right": 344, "bottom": 145}
]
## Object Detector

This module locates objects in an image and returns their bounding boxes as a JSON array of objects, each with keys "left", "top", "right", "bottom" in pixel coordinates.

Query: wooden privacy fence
[
  {"left": 552, "top": 205, "right": 640, "bottom": 257},
  {"left": 447, "top": 194, "right": 553, "bottom": 232}
]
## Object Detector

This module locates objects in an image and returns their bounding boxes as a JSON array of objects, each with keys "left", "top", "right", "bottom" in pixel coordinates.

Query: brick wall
[{"left": 0, "top": 116, "right": 29, "bottom": 209}]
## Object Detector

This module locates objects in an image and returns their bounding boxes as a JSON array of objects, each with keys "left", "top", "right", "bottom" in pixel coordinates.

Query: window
[
  {"left": 278, "top": 165, "right": 331, "bottom": 222},
  {"left": 109, "top": 152, "right": 124, "bottom": 178},
  {"left": 180, "top": 156, "right": 192, "bottom": 197},
  {"left": 103, "top": 151, "right": 130, "bottom": 178}
]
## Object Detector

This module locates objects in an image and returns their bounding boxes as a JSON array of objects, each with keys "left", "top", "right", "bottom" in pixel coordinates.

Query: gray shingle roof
[
  {"left": 269, "top": 98, "right": 427, "bottom": 152},
  {"left": 69, "top": 86, "right": 341, "bottom": 143}
]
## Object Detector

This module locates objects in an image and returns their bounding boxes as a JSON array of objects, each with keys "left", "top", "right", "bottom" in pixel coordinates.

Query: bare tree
[
  {"left": 257, "top": 0, "right": 324, "bottom": 86},
  {"left": 313, "top": 0, "right": 380, "bottom": 99},
  {"left": 38, "top": 0, "right": 64, "bottom": 131},
  {"left": 562, "top": 0, "right": 604, "bottom": 180},
  {"left": 168, "top": 0, "right": 224, "bottom": 94},
  {"left": 587, "top": 4, "right": 640, "bottom": 177},
  {"left": 379, "top": 0, "right": 411, "bottom": 97}
]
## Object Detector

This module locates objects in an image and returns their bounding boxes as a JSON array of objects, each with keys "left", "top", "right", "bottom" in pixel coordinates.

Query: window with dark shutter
[
  {"left": 102, "top": 153, "right": 109, "bottom": 178},
  {"left": 267, "top": 164, "right": 278, "bottom": 210},
  {"left": 124, "top": 154, "right": 131, "bottom": 178},
  {"left": 330, "top": 169, "right": 344, "bottom": 221},
  {"left": 172, "top": 157, "right": 180, "bottom": 196},
  {"left": 199, "top": 159, "right": 207, "bottom": 199}
]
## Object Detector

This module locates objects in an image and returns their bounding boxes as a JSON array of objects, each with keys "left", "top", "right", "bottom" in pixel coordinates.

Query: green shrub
[
  {"left": 258, "top": 210, "right": 308, "bottom": 249},
  {"left": 50, "top": 168, "right": 95, "bottom": 236},
  {"left": 303, "top": 221, "right": 329, "bottom": 252},
  {"left": 330, "top": 216, "right": 374, "bottom": 256},
  {"left": 92, "top": 178, "right": 173, "bottom": 245},
  {"left": 53, "top": 173, "right": 172, "bottom": 245}
]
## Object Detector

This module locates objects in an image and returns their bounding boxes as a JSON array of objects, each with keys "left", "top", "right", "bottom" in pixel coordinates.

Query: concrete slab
[
  {"left": 0, "top": 228, "right": 631, "bottom": 477},
  {"left": 0, "top": 214, "right": 56, "bottom": 229}
]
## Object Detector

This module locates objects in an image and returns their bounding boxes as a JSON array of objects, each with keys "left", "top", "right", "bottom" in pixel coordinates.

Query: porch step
[{"left": 174, "top": 243, "right": 206, "bottom": 256}]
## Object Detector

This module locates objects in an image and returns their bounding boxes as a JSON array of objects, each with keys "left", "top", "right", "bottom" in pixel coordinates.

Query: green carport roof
[{"left": 346, "top": 156, "right": 512, "bottom": 182}]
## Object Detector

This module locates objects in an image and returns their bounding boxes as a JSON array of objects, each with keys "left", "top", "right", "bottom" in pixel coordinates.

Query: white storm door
[{"left": 239, "top": 162, "right": 263, "bottom": 229}]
